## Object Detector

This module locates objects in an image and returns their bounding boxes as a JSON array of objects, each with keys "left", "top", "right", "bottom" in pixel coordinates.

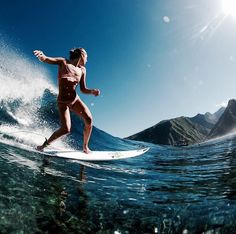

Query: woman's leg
[
  {"left": 70, "top": 97, "right": 93, "bottom": 154},
  {"left": 37, "top": 102, "right": 71, "bottom": 151}
]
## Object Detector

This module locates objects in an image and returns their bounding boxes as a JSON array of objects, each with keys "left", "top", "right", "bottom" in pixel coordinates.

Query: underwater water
[{"left": 1, "top": 41, "right": 236, "bottom": 234}]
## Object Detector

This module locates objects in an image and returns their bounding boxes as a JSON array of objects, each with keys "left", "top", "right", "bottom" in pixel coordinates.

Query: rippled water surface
[{"left": 1, "top": 134, "right": 236, "bottom": 234}]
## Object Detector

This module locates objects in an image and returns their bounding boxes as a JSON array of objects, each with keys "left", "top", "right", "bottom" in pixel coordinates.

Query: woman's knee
[
  {"left": 84, "top": 115, "right": 93, "bottom": 126},
  {"left": 60, "top": 126, "right": 71, "bottom": 134}
]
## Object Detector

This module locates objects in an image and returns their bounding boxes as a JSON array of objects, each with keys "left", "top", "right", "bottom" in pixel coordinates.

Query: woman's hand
[
  {"left": 33, "top": 50, "right": 46, "bottom": 62},
  {"left": 92, "top": 89, "right": 100, "bottom": 96}
]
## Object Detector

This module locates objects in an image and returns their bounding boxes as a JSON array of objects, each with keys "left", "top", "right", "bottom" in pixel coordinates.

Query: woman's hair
[{"left": 69, "top": 48, "right": 86, "bottom": 60}]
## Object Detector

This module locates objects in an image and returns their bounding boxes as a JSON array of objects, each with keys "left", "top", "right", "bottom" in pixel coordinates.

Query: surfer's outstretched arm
[
  {"left": 33, "top": 50, "right": 65, "bottom": 65},
  {"left": 80, "top": 67, "right": 100, "bottom": 96}
]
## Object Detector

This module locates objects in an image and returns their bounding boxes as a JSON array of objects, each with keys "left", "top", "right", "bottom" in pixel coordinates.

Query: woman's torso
[{"left": 57, "top": 62, "right": 83, "bottom": 102}]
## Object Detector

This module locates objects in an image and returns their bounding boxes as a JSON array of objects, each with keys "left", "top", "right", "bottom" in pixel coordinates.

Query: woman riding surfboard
[{"left": 34, "top": 48, "right": 100, "bottom": 153}]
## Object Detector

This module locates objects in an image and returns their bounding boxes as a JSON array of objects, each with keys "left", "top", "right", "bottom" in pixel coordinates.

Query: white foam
[
  {"left": 0, "top": 125, "right": 70, "bottom": 149},
  {"left": 0, "top": 40, "right": 57, "bottom": 102}
]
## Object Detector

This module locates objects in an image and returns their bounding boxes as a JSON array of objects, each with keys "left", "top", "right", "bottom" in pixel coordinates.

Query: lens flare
[{"left": 222, "top": 0, "right": 236, "bottom": 17}]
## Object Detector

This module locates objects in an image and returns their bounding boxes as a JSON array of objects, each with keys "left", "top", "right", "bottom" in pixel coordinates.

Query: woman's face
[{"left": 81, "top": 50, "right": 88, "bottom": 65}]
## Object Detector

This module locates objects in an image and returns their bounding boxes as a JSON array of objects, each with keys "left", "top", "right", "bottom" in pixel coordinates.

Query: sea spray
[
  {"left": 0, "top": 39, "right": 67, "bottom": 147},
  {"left": 0, "top": 40, "right": 56, "bottom": 102}
]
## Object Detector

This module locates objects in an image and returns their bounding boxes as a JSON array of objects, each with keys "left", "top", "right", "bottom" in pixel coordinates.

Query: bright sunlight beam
[{"left": 222, "top": 0, "right": 236, "bottom": 17}]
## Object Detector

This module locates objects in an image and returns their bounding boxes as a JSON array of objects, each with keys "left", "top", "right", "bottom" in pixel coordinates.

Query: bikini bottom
[{"left": 57, "top": 95, "right": 79, "bottom": 109}]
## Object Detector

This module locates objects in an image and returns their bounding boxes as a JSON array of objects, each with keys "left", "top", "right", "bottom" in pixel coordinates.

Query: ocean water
[{"left": 1, "top": 42, "right": 236, "bottom": 234}]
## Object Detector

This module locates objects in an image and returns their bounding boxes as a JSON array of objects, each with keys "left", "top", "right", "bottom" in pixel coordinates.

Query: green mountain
[
  {"left": 127, "top": 107, "right": 225, "bottom": 146},
  {"left": 127, "top": 117, "right": 205, "bottom": 145}
]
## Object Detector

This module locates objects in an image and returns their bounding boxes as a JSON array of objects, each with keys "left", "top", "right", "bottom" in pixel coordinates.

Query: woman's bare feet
[
  {"left": 83, "top": 144, "right": 91, "bottom": 154},
  {"left": 36, "top": 138, "right": 50, "bottom": 152},
  {"left": 36, "top": 144, "right": 45, "bottom": 151}
]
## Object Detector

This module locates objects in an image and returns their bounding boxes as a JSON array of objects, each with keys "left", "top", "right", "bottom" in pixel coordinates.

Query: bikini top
[{"left": 59, "top": 63, "right": 83, "bottom": 84}]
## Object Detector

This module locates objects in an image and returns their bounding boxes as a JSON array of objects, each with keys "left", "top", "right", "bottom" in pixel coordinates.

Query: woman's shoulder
[
  {"left": 64, "top": 58, "right": 70, "bottom": 64},
  {"left": 79, "top": 65, "right": 86, "bottom": 73},
  {"left": 55, "top": 57, "right": 67, "bottom": 66}
]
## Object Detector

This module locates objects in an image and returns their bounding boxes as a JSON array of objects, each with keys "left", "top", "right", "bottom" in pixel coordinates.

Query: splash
[
  {"left": 0, "top": 39, "right": 58, "bottom": 127},
  {"left": 0, "top": 40, "right": 56, "bottom": 102},
  {"left": 0, "top": 39, "right": 66, "bottom": 147}
]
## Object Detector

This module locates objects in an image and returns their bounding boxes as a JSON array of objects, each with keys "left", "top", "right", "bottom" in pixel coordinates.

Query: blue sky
[{"left": 1, "top": 0, "right": 236, "bottom": 137}]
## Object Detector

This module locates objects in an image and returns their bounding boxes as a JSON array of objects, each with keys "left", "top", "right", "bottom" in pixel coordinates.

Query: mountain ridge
[{"left": 126, "top": 103, "right": 230, "bottom": 146}]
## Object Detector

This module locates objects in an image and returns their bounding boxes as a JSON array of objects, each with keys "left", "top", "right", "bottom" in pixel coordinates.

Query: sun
[{"left": 222, "top": 0, "right": 236, "bottom": 17}]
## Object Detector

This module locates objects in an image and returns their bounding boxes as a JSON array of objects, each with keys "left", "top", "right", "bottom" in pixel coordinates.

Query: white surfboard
[{"left": 40, "top": 147, "right": 150, "bottom": 161}]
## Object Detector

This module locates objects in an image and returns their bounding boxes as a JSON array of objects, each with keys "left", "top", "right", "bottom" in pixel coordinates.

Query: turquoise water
[{"left": 1, "top": 134, "right": 236, "bottom": 233}]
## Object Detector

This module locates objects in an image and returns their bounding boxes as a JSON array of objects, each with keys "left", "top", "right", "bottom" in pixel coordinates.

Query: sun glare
[{"left": 222, "top": 0, "right": 236, "bottom": 17}]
